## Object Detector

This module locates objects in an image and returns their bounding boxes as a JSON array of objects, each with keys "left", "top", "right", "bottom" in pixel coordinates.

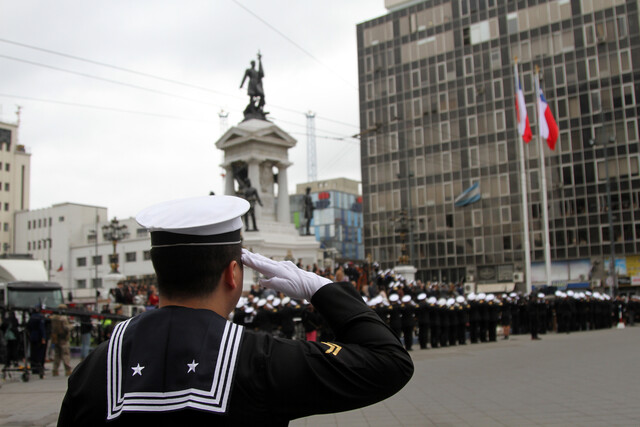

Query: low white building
[{"left": 14, "top": 203, "right": 154, "bottom": 302}]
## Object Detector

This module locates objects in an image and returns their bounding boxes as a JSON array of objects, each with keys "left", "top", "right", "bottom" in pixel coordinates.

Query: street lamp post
[
  {"left": 102, "top": 217, "right": 129, "bottom": 275},
  {"left": 589, "top": 136, "right": 617, "bottom": 297}
]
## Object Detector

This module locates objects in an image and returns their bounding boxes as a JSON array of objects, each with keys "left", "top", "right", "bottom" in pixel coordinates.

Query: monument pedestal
[
  {"left": 394, "top": 265, "right": 417, "bottom": 283},
  {"left": 215, "top": 119, "right": 320, "bottom": 289}
]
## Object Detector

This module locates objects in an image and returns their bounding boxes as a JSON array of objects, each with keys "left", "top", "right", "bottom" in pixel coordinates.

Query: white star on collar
[
  {"left": 187, "top": 360, "right": 199, "bottom": 373},
  {"left": 131, "top": 363, "right": 145, "bottom": 376}
]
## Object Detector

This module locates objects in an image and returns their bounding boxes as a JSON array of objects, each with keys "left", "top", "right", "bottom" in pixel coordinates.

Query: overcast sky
[{"left": 0, "top": 1, "right": 386, "bottom": 219}]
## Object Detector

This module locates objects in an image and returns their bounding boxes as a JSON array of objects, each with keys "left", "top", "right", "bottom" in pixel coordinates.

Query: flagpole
[
  {"left": 534, "top": 66, "right": 553, "bottom": 288},
  {"left": 514, "top": 58, "right": 532, "bottom": 294}
]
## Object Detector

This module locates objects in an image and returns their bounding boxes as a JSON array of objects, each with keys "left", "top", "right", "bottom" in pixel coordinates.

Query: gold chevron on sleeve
[{"left": 321, "top": 341, "right": 342, "bottom": 356}]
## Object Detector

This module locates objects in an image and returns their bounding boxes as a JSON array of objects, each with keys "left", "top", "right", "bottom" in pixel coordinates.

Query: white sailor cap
[
  {"left": 428, "top": 297, "right": 437, "bottom": 304},
  {"left": 272, "top": 298, "right": 281, "bottom": 307},
  {"left": 389, "top": 293, "right": 400, "bottom": 302},
  {"left": 402, "top": 295, "right": 412, "bottom": 303},
  {"left": 555, "top": 290, "right": 562, "bottom": 297},
  {"left": 256, "top": 298, "right": 266, "bottom": 307},
  {"left": 266, "top": 294, "right": 275, "bottom": 301},
  {"left": 477, "top": 293, "right": 486, "bottom": 300},
  {"left": 456, "top": 296, "right": 465, "bottom": 304},
  {"left": 446, "top": 298, "right": 455, "bottom": 307},
  {"left": 567, "top": 290, "right": 575, "bottom": 297},
  {"left": 537, "top": 293, "right": 545, "bottom": 299},
  {"left": 467, "top": 293, "right": 476, "bottom": 301},
  {"left": 282, "top": 297, "right": 291, "bottom": 305},
  {"left": 486, "top": 294, "right": 495, "bottom": 302},
  {"left": 437, "top": 298, "right": 446, "bottom": 306},
  {"left": 417, "top": 293, "right": 427, "bottom": 301},
  {"left": 509, "top": 292, "right": 517, "bottom": 298},
  {"left": 244, "top": 306, "right": 254, "bottom": 314},
  {"left": 136, "top": 195, "right": 250, "bottom": 248},
  {"left": 290, "top": 300, "right": 298, "bottom": 306},
  {"left": 236, "top": 297, "right": 246, "bottom": 308}
]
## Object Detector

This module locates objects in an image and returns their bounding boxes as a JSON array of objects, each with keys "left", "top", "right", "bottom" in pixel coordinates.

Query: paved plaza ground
[{"left": 1, "top": 326, "right": 638, "bottom": 426}]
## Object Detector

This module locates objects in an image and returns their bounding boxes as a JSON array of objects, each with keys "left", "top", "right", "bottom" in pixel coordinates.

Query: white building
[
  {"left": 0, "top": 119, "right": 32, "bottom": 254},
  {"left": 14, "top": 203, "right": 154, "bottom": 302}
]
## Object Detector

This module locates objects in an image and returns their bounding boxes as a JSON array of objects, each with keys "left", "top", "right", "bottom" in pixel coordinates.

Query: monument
[{"left": 216, "top": 53, "right": 319, "bottom": 288}]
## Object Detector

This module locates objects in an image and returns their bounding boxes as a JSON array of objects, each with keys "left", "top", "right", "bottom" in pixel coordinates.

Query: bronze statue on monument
[{"left": 240, "top": 51, "right": 268, "bottom": 121}]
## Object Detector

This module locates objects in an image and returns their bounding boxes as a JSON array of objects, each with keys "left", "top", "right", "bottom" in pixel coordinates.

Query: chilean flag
[
  {"left": 514, "top": 64, "right": 532, "bottom": 143},
  {"left": 537, "top": 89, "right": 559, "bottom": 150}
]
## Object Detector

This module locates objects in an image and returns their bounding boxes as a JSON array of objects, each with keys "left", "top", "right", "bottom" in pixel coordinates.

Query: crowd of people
[
  {"left": 109, "top": 281, "right": 159, "bottom": 307},
  {"left": 2, "top": 262, "right": 638, "bottom": 378},
  {"left": 230, "top": 263, "right": 639, "bottom": 351}
]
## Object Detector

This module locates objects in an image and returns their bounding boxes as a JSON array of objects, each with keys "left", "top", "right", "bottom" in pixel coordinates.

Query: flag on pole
[
  {"left": 537, "top": 89, "right": 559, "bottom": 150},
  {"left": 514, "top": 63, "right": 532, "bottom": 143},
  {"left": 454, "top": 182, "right": 481, "bottom": 207},
  {"left": 57, "top": 263, "right": 63, "bottom": 272}
]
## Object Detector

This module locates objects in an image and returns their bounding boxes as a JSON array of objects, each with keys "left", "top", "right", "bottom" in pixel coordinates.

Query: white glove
[{"left": 241, "top": 248, "right": 332, "bottom": 301}]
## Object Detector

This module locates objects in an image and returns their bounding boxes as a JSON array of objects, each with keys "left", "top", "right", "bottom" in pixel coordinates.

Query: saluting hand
[{"left": 241, "top": 248, "right": 331, "bottom": 301}]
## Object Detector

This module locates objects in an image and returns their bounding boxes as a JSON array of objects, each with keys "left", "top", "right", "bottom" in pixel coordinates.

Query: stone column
[
  {"left": 248, "top": 158, "right": 261, "bottom": 220},
  {"left": 276, "top": 162, "right": 290, "bottom": 223},
  {"left": 224, "top": 165, "right": 235, "bottom": 196}
]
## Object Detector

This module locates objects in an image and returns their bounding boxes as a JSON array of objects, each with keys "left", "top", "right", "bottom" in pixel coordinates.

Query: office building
[{"left": 357, "top": 0, "right": 639, "bottom": 291}]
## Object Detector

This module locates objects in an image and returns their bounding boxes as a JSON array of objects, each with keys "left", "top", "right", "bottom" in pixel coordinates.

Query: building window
[
  {"left": 440, "top": 122, "right": 450, "bottom": 141},
  {"left": 366, "top": 82, "right": 374, "bottom": 100},
  {"left": 92, "top": 255, "right": 102, "bottom": 266},
  {"left": 76, "top": 279, "right": 87, "bottom": 289},
  {"left": 4, "top": 163, "right": 9, "bottom": 172},
  {"left": 59, "top": 216, "right": 65, "bottom": 222},
  {"left": 495, "top": 110, "right": 506, "bottom": 131},
  {"left": 368, "top": 137, "right": 376, "bottom": 156},
  {"left": 77, "top": 257, "right": 87, "bottom": 267},
  {"left": 389, "top": 104, "right": 397, "bottom": 122},
  {"left": 464, "top": 55, "right": 473, "bottom": 75},
  {"left": 3, "top": 223, "right": 8, "bottom": 232},
  {"left": 4, "top": 203, "right": 8, "bottom": 211},
  {"left": 472, "top": 210, "right": 482, "bottom": 227},
  {"left": 507, "top": 13, "right": 518, "bottom": 34},
  {"left": 27, "top": 241, "right": 30, "bottom": 250},
  {"left": 92, "top": 278, "right": 103, "bottom": 289},
  {"left": 467, "top": 116, "right": 477, "bottom": 136},
  {"left": 126, "top": 252, "right": 136, "bottom": 262},
  {"left": 474, "top": 237, "right": 484, "bottom": 253},
  {"left": 369, "top": 166, "right": 377, "bottom": 184},
  {"left": 3, "top": 183, "right": 8, "bottom": 191},
  {"left": 143, "top": 250, "right": 151, "bottom": 261},
  {"left": 388, "top": 76, "right": 396, "bottom": 95}
]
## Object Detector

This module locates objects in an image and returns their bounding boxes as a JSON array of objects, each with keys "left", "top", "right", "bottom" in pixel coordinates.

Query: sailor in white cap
[
  {"left": 415, "top": 293, "right": 430, "bottom": 349},
  {"left": 58, "top": 195, "right": 413, "bottom": 425},
  {"left": 400, "top": 294, "right": 416, "bottom": 351}
]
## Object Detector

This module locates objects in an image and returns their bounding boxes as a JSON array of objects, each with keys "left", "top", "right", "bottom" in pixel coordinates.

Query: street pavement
[{"left": 1, "top": 326, "right": 639, "bottom": 426}]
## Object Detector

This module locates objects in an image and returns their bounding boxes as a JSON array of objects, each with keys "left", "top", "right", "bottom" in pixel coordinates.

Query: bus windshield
[{"left": 7, "top": 287, "right": 64, "bottom": 308}]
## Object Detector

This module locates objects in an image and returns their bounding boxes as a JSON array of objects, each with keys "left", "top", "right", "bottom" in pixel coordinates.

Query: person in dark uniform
[
  {"left": 477, "top": 293, "right": 489, "bottom": 343},
  {"left": 278, "top": 297, "right": 298, "bottom": 339},
  {"left": 500, "top": 295, "right": 512, "bottom": 340},
  {"left": 467, "top": 293, "right": 480, "bottom": 343},
  {"left": 487, "top": 294, "right": 501, "bottom": 342},
  {"left": 58, "top": 195, "right": 413, "bottom": 426},
  {"left": 388, "top": 293, "right": 402, "bottom": 339},
  {"left": 428, "top": 297, "right": 440, "bottom": 349},
  {"left": 415, "top": 293, "right": 430, "bottom": 349},
  {"left": 400, "top": 295, "right": 416, "bottom": 351},
  {"left": 528, "top": 293, "right": 542, "bottom": 340}
]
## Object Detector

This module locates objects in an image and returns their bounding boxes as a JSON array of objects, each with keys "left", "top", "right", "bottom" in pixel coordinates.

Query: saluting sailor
[{"left": 58, "top": 195, "right": 413, "bottom": 426}]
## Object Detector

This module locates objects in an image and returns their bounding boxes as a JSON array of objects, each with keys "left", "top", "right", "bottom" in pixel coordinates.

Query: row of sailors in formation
[{"left": 230, "top": 287, "right": 638, "bottom": 350}]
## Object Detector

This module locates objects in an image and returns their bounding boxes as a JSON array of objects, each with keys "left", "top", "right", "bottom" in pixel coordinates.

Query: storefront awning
[
  {"left": 476, "top": 283, "right": 515, "bottom": 294},
  {"left": 565, "top": 282, "right": 591, "bottom": 290}
]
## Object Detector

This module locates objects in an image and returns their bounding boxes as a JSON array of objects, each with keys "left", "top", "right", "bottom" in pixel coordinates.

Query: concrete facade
[{"left": 0, "top": 119, "right": 31, "bottom": 254}]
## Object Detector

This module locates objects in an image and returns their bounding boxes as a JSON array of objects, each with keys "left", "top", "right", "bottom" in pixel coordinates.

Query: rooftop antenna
[
  {"left": 306, "top": 111, "right": 317, "bottom": 182},
  {"left": 218, "top": 109, "right": 229, "bottom": 135}
]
